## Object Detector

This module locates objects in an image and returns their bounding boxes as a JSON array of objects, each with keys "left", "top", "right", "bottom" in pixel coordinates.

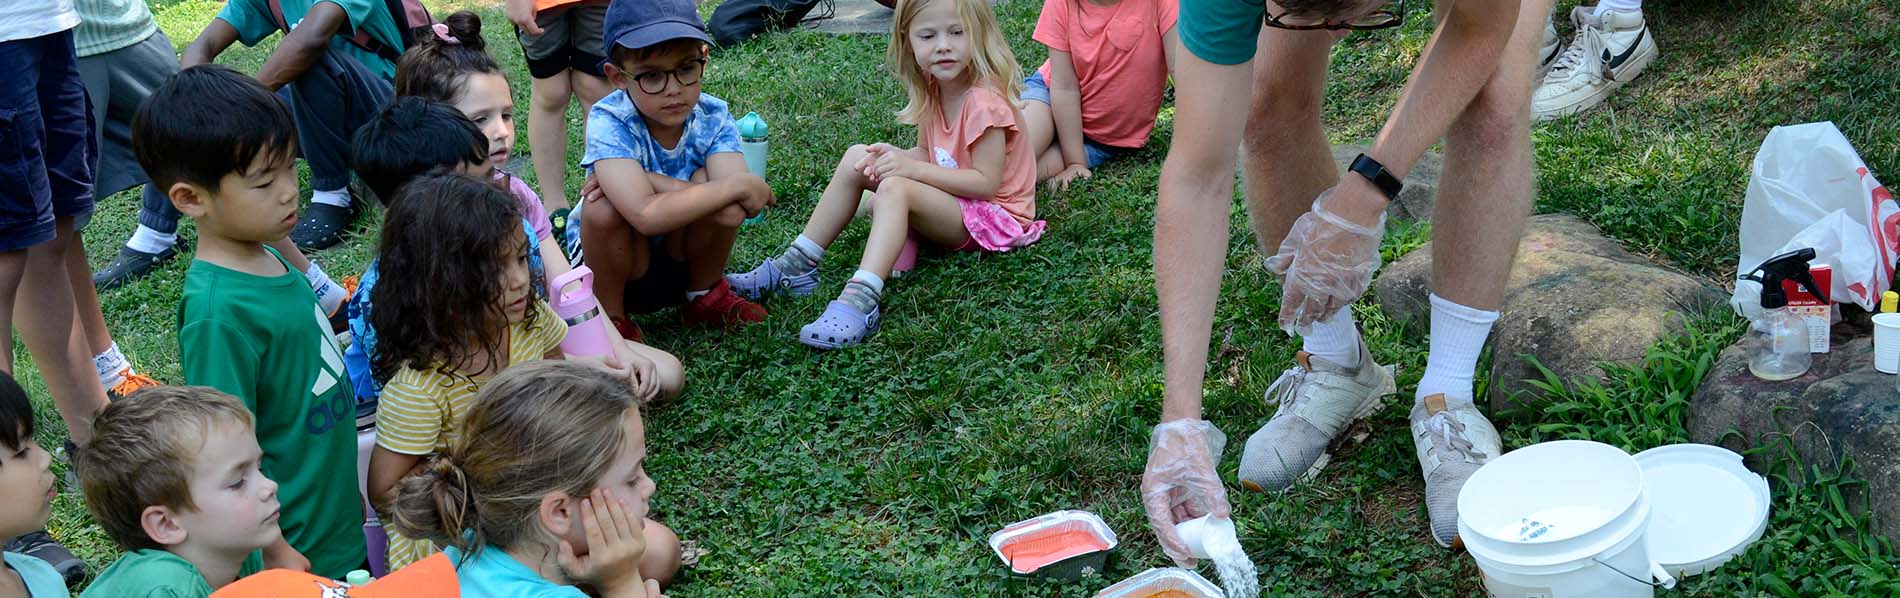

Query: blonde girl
[
  {"left": 387, "top": 360, "right": 680, "bottom": 597},
  {"left": 726, "top": 0, "right": 1043, "bottom": 349}
]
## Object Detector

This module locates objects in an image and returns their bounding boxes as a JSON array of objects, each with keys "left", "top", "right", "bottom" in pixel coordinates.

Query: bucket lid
[{"left": 1635, "top": 443, "right": 1771, "bottom": 578}]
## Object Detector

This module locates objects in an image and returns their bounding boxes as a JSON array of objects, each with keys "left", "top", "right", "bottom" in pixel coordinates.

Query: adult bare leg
[
  {"left": 1239, "top": 29, "right": 1338, "bottom": 258},
  {"left": 528, "top": 74, "right": 576, "bottom": 211},
  {"left": 12, "top": 218, "right": 109, "bottom": 445}
]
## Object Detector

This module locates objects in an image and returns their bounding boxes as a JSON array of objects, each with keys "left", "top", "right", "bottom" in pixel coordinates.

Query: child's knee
[
  {"left": 713, "top": 204, "right": 748, "bottom": 228},
  {"left": 839, "top": 144, "right": 870, "bottom": 168},
  {"left": 640, "top": 519, "right": 682, "bottom": 586},
  {"left": 653, "top": 350, "right": 684, "bottom": 401}
]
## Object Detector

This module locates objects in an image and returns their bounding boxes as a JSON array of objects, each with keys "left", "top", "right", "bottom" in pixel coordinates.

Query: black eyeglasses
[
  {"left": 631, "top": 59, "right": 706, "bottom": 94},
  {"left": 1264, "top": 0, "right": 1405, "bottom": 31}
]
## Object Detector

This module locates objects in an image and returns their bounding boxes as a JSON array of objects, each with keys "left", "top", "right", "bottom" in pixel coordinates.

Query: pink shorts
[{"left": 955, "top": 197, "right": 1045, "bottom": 252}]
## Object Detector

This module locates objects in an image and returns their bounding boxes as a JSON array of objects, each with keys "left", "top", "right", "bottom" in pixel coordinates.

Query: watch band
[{"left": 1348, "top": 153, "right": 1402, "bottom": 201}]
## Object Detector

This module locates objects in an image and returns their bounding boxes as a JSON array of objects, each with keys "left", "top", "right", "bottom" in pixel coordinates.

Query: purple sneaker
[{"left": 799, "top": 300, "right": 880, "bottom": 350}]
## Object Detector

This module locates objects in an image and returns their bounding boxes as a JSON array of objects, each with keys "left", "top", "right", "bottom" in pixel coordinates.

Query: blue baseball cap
[{"left": 603, "top": 0, "right": 712, "bottom": 53}]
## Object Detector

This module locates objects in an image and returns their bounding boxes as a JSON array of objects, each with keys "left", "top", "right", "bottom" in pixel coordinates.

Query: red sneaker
[
  {"left": 680, "top": 279, "right": 767, "bottom": 329},
  {"left": 610, "top": 315, "right": 644, "bottom": 343}
]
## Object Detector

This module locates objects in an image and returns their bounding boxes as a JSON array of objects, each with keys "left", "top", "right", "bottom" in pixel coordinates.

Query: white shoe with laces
[
  {"left": 1237, "top": 344, "right": 1397, "bottom": 493},
  {"left": 1410, "top": 393, "right": 1504, "bottom": 548},
  {"left": 1533, "top": 7, "right": 1658, "bottom": 121},
  {"left": 1538, "top": 15, "right": 1561, "bottom": 80}
]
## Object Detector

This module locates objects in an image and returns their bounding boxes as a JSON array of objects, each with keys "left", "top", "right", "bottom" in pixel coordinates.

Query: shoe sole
[
  {"left": 1533, "top": 39, "right": 1657, "bottom": 121},
  {"left": 1240, "top": 364, "right": 1400, "bottom": 492}
]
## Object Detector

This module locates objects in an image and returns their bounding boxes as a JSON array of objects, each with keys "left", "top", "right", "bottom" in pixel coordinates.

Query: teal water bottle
[{"left": 737, "top": 112, "right": 768, "bottom": 225}]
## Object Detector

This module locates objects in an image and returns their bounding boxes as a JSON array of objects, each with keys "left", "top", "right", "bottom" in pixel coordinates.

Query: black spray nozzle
[{"left": 1739, "top": 248, "right": 1826, "bottom": 310}]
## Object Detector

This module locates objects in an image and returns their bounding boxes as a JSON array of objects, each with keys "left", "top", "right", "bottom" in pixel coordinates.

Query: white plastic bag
[{"left": 1732, "top": 122, "right": 1898, "bottom": 317}]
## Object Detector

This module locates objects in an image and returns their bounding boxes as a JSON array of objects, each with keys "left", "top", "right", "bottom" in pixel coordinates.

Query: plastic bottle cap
[
  {"left": 1883, "top": 291, "right": 1898, "bottom": 313},
  {"left": 345, "top": 570, "right": 372, "bottom": 586},
  {"left": 737, "top": 111, "right": 768, "bottom": 138}
]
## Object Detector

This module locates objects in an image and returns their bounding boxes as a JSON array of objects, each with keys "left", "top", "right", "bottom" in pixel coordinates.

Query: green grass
[{"left": 14, "top": 0, "right": 1900, "bottom": 594}]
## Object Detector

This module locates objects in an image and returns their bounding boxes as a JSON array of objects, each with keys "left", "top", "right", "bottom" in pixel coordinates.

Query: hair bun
[{"left": 443, "top": 11, "right": 485, "bottom": 52}]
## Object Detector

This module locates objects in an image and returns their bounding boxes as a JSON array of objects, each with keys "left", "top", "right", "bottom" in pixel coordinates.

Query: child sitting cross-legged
[
  {"left": 367, "top": 173, "right": 681, "bottom": 572},
  {"left": 75, "top": 386, "right": 279, "bottom": 597},
  {"left": 570, "top": 0, "right": 773, "bottom": 341},
  {"left": 387, "top": 360, "right": 680, "bottom": 596}
]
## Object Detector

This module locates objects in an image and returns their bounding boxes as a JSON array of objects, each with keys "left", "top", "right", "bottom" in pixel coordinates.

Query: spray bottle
[
  {"left": 550, "top": 266, "right": 614, "bottom": 358},
  {"left": 737, "top": 111, "right": 769, "bottom": 225},
  {"left": 1737, "top": 248, "right": 1825, "bottom": 381}
]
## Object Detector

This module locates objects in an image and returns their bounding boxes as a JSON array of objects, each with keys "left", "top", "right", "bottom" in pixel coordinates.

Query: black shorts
[{"left": 517, "top": 1, "right": 609, "bottom": 79}]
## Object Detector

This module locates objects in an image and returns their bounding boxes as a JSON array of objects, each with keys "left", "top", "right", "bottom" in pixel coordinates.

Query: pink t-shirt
[
  {"left": 922, "top": 86, "right": 1038, "bottom": 225},
  {"left": 1033, "top": 0, "right": 1177, "bottom": 149},
  {"left": 497, "top": 172, "right": 552, "bottom": 243}
]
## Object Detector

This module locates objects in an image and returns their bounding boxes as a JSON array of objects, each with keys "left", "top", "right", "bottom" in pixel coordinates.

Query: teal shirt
[
  {"left": 215, "top": 0, "right": 402, "bottom": 79},
  {"left": 444, "top": 544, "right": 587, "bottom": 598},
  {"left": 81, "top": 549, "right": 265, "bottom": 598},
  {"left": 3, "top": 552, "right": 67, "bottom": 598},
  {"left": 178, "top": 247, "right": 365, "bottom": 578}
]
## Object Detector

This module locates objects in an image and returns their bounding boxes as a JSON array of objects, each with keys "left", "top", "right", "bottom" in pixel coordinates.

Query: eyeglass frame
[
  {"left": 629, "top": 58, "right": 707, "bottom": 95},
  {"left": 1262, "top": 0, "right": 1406, "bottom": 31}
]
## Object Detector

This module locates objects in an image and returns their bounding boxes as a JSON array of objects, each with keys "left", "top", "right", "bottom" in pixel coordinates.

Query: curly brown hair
[{"left": 368, "top": 173, "right": 542, "bottom": 384}]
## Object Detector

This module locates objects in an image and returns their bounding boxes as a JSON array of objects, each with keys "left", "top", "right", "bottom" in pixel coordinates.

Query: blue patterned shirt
[{"left": 581, "top": 90, "right": 742, "bottom": 180}]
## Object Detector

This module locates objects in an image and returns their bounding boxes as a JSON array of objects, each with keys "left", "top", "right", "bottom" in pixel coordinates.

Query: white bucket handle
[{"left": 1590, "top": 558, "right": 1678, "bottom": 590}]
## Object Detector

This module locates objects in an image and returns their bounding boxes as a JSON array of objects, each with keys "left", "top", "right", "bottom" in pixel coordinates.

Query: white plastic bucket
[{"left": 1459, "top": 441, "right": 1677, "bottom": 597}]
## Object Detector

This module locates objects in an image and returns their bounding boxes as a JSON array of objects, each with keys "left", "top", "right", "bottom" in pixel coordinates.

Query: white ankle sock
[
  {"left": 839, "top": 269, "right": 885, "bottom": 313},
  {"left": 94, "top": 343, "right": 131, "bottom": 388},
  {"left": 311, "top": 188, "right": 351, "bottom": 209},
  {"left": 1300, "top": 308, "right": 1361, "bottom": 369},
  {"left": 305, "top": 262, "right": 347, "bottom": 314},
  {"left": 1593, "top": 0, "right": 1640, "bottom": 16},
  {"left": 686, "top": 288, "right": 711, "bottom": 302},
  {"left": 126, "top": 225, "right": 177, "bottom": 254},
  {"left": 1416, "top": 293, "right": 1499, "bottom": 408}
]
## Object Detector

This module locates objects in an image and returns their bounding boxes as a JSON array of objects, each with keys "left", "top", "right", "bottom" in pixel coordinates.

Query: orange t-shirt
[
  {"left": 1033, "top": 0, "right": 1178, "bottom": 149},
  {"left": 922, "top": 86, "right": 1038, "bottom": 225}
]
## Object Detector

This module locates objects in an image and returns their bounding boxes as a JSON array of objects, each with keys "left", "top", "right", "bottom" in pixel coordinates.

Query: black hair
[
  {"left": 0, "top": 371, "right": 34, "bottom": 453},
  {"left": 395, "top": 11, "right": 502, "bottom": 103},
  {"left": 132, "top": 64, "right": 297, "bottom": 192},
  {"left": 351, "top": 97, "right": 489, "bottom": 203},
  {"left": 369, "top": 174, "right": 542, "bottom": 385}
]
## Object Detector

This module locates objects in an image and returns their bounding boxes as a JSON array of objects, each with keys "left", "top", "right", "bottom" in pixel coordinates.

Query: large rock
[
  {"left": 1373, "top": 214, "right": 1727, "bottom": 410},
  {"left": 1689, "top": 319, "right": 1900, "bottom": 541},
  {"left": 1332, "top": 144, "right": 1440, "bottom": 222}
]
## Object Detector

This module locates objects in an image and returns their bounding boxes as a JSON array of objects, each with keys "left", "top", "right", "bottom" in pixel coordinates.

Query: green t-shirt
[
  {"left": 178, "top": 248, "right": 366, "bottom": 579},
  {"left": 80, "top": 549, "right": 265, "bottom": 598},
  {"left": 215, "top": 0, "right": 403, "bottom": 79}
]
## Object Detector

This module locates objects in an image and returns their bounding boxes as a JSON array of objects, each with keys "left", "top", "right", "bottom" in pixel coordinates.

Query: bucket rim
[{"left": 1460, "top": 440, "right": 1645, "bottom": 546}]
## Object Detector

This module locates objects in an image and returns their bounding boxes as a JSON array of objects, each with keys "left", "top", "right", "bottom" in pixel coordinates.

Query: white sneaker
[
  {"left": 1532, "top": 7, "right": 1657, "bottom": 121},
  {"left": 1237, "top": 344, "right": 1397, "bottom": 492},
  {"left": 1537, "top": 15, "right": 1561, "bottom": 81},
  {"left": 1410, "top": 394, "right": 1503, "bottom": 548}
]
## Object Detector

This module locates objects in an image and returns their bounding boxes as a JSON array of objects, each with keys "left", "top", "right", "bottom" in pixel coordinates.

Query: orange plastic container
[{"left": 989, "top": 511, "right": 1119, "bottom": 579}]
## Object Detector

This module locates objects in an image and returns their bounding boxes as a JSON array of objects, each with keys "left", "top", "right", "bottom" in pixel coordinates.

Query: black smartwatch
[{"left": 1347, "top": 153, "right": 1402, "bottom": 201}]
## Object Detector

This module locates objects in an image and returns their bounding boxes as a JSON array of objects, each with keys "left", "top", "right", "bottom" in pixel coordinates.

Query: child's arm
[
  {"left": 865, "top": 128, "right": 1008, "bottom": 199},
  {"left": 250, "top": 2, "right": 347, "bottom": 90},
  {"left": 367, "top": 446, "right": 425, "bottom": 510},
  {"left": 594, "top": 159, "right": 771, "bottom": 235},
  {"left": 1046, "top": 51, "right": 1091, "bottom": 176}
]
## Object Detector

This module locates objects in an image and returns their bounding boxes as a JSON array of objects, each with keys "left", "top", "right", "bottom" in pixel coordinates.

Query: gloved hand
[
  {"left": 1141, "top": 419, "right": 1230, "bottom": 567},
  {"left": 1265, "top": 190, "right": 1386, "bottom": 334}
]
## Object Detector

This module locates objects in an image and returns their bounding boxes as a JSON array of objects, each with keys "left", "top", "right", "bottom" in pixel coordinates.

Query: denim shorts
[
  {"left": 1, "top": 30, "right": 95, "bottom": 252},
  {"left": 1021, "top": 71, "right": 1124, "bottom": 169}
]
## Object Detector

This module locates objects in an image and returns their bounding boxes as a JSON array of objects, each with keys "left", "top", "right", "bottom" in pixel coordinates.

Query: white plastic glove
[
  {"left": 1141, "top": 419, "right": 1230, "bottom": 567},
  {"left": 1265, "top": 190, "right": 1386, "bottom": 334}
]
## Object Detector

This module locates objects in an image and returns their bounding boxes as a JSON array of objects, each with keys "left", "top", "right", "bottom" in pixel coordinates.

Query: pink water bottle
[{"left": 550, "top": 266, "right": 614, "bottom": 358}]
